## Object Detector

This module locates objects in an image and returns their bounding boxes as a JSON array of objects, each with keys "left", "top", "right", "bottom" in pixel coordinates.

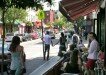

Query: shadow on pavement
[{"left": 25, "top": 56, "right": 55, "bottom": 75}]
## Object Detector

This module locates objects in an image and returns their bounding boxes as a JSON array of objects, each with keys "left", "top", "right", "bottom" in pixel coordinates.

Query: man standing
[
  {"left": 85, "top": 32, "right": 99, "bottom": 75},
  {"left": 43, "top": 31, "right": 53, "bottom": 60}
]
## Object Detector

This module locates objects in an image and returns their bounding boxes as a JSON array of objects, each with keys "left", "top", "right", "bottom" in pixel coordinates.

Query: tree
[
  {"left": 53, "top": 12, "right": 74, "bottom": 31},
  {"left": 76, "top": 16, "right": 85, "bottom": 28},
  {"left": 5, "top": 8, "right": 27, "bottom": 23},
  {"left": 53, "top": 15, "right": 66, "bottom": 29},
  {"left": 25, "top": 21, "right": 34, "bottom": 33},
  {"left": 4, "top": 7, "right": 27, "bottom": 32},
  {"left": 0, "top": 0, "right": 53, "bottom": 73},
  {"left": 0, "top": 0, "right": 43, "bottom": 74}
]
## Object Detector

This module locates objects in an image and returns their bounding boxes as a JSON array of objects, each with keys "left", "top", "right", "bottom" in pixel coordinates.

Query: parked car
[
  {"left": 30, "top": 32, "right": 39, "bottom": 40},
  {"left": 0, "top": 39, "right": 11, "bottom": 60},
  {"left": 5, "top": 33, "right": 14, "bottom": 42},
  {"left": 0, "top": 39, "right": 11, "bottom": 74},
  {"left": 22, "top": 33, "right": 32, "bottom": 41},
  {"left": 15, "top": 34, "right": 24, "bottom": 42}
]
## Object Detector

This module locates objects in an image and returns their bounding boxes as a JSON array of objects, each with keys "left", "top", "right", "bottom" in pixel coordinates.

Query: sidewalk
[
  {"left": 23, "top": 38, "right": 88, "bottom": 75},
  {"left": 22, "top": 38, "right": 59, "bottom": 75}
]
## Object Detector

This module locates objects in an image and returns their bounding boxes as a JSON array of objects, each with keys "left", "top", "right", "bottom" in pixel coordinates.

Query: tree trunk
[{"left": 1, "top": 9, "right": 6, "bottom": 75}]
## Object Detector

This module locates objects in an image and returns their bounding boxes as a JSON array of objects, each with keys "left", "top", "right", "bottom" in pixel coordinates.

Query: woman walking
[
  {"left": 57, "top": 32, "right": 67, "bottom": 57},
  {"left": 9, "top": 36, "right": 25, "bottom": 75}
]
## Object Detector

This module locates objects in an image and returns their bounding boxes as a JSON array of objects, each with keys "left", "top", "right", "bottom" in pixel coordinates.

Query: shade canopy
[{"left": 59, "top": 0, "right": 100, "bottom": 20}]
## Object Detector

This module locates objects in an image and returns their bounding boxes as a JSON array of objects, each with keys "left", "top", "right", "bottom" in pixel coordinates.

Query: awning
[
  {"left": 59, "top": 3, "right": 71, "bottom": 21},
  {"left": 59, "top": 0, "right": 100, "bottom": 20}
]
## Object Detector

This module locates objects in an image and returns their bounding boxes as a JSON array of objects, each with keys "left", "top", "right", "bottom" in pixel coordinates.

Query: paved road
[{"left": 21, "top": 38, "right": 60, "bottom": 75}]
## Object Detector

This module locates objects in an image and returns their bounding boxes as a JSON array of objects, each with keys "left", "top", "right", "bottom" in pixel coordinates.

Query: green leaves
[
  {"left": 4, "top": 7, "right": 27, "bottom": 24},
  {"left": 0, "top": 0, "right": 43, "bottom": 9},
  {"left": 26, "top": 21, "right": 33, "bottom": 26}
]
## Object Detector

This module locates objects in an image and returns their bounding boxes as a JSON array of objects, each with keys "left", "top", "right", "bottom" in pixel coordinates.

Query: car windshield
[
  {"left": 16, "top": 33, "right": 23, "bottom": 36},
  {"left": 6, "top": 33, "right": 14, "bottom": 36}
]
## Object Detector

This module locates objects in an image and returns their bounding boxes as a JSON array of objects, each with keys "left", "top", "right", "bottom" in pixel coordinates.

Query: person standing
[
  {"left": 9, "top": 36, "right": 25, "bottom": 75},
  {"left": 56, "top": 32, "right": 67, "bottom": 57},
  {"left": 84, "top": 32, "right": 100, "bottom": 75},
  {"left": 43, "top": 31, "right": 53, "bottom": 60}
]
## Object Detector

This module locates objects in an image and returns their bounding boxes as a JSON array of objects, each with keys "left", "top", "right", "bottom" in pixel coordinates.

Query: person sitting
[
  {"left": 63, "top": 49, "right": 81, "bottom": 74},
  {"left": 63, "top": 44, "right": 76, "bottom": 63}
]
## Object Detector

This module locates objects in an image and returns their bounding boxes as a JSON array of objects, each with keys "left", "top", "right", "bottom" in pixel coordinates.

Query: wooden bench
[{"left": 29, "top": 56, "right": 63, "bottom": 75}]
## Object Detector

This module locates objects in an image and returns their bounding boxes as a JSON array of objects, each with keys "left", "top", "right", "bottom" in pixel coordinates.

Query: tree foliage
[
  {"left": 76, "top": 16, "right": 85, "bottom": 27},
  {"left": 26, "top": 21, "right": 33, "bottom": 26},
  {"left": 53, "top": 13, "right": 67, "bottom": 28},
  {"left": 4, "top": 7, "right": 27, "bottom": 23},
  {"left": 53, "top": 12, "right": 74, "bottom": 30},
  {"left": 0, "top": 0, "right": 43, "bottom": 10}
]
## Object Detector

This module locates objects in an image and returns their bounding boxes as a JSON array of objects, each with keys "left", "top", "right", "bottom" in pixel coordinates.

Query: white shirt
[
  {"left": 87, "top": 39, "right": 99, "bottom": 60},
  {"left": 43, "top": 34, "right": 52, "bottom": 45}
]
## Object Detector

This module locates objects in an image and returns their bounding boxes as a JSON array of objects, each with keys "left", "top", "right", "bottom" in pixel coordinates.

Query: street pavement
[
  {"left": 22, "top": 39, "right": 88, "bottom": 75},
  {"left": 21, "top": 38, "right": 60, "bottom": 75}
]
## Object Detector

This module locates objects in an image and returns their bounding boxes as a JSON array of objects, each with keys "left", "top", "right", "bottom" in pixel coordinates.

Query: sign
[{"left": 37, "top": 9, "right": 45, "bottom": 20}]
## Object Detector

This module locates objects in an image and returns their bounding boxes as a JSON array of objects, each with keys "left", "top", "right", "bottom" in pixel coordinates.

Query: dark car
[
  {"left": 49, "top": 31, "right": 55, "bottom": 39},
  {"left": 22, "top": 33, "right": 32, "bottom": 41}
]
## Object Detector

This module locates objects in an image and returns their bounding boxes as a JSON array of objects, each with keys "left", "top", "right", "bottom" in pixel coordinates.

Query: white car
[
  {"left": 5, "top": 33, "right": 14, "bottom": 42},
  {"left": 0, "top": 39, "right": 11, "bottom": 60}
]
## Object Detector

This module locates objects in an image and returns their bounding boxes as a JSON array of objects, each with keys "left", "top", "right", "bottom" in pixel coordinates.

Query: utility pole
[
  {"left": 41, "top": 19, "right": 45, "bottom": 60},
  {"left": 37, "top": 9, "right": 45, "bottom": 60}
]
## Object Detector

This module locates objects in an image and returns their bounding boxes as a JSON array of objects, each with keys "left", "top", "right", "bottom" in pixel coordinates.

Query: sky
[{"left": 43, "top": 0, "right": 61, "bottom": 11}]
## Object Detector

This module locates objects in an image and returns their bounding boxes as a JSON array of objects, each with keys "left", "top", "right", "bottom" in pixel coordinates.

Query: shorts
[{"left": 85, "top": 59, "right": 96, "bottom": 70}]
